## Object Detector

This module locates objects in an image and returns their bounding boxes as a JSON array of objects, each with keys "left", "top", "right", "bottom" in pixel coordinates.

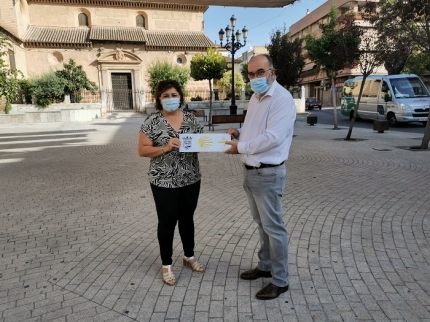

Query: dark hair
[{"left": 154, "top": 80, "right": 185, "bottom": 111}]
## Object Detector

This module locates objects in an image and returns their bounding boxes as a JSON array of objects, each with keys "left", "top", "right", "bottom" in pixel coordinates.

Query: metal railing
[
  {"left": 144, "top": 89, "right": 232, "bottom": 103},
  {"left": 79, "top": 90, "right": 100, "bottom": 103},
  {"left": 77, "top": 88, "right": 239, "bottom": 112}
]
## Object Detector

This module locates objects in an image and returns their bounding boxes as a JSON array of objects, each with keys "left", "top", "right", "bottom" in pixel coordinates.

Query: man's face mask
[{"left": 250, "top": 76, "right": 270, "bottom": 94}]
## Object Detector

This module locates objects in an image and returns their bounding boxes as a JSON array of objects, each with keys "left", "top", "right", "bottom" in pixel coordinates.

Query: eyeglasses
[{"left": 248, "top": 68, "right": 272, "bottom": 79}]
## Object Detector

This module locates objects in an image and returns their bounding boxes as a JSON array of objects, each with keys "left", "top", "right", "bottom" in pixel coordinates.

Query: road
[{"left": 306, "top": 107, "right": 427, "bottom": 135}]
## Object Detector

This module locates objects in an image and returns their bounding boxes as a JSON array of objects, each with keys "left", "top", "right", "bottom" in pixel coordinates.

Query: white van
[{"left": 341, "top": 74, "right": 429, "bottom": 126}]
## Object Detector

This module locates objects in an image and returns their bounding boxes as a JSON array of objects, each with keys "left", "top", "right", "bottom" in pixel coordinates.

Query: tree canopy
[
  {"left": 217, "top": 70, "right": 245, "bottom": 97},
  {"left": 305, "top": 1, "right": 361, "bottom": 129},
  {"left": 55, "top": 59, "right": 97, "bottom": 102},
  {"left": 305, "top": 3, "right": 361, "bottom": 80},
  {"left": 404, "top": 52, "right": 430, "bottom": 79},
  {"left": 190, "top": 48, "right": 227, "bottom": 124},
  {"left": 364, "top": 0, "right": 415, "bottom": 75},
  {"left": 266, "top": 27, "right": 305, "bottom": 88},
  {"left": 147, "top": 60, "right": 190, "bottom": 96},
  {"left": 190, "top": 48, "right": 226, "bottom": 84},
  {"left": 240, "top": 63, "right": 249, "bottom": 84}
]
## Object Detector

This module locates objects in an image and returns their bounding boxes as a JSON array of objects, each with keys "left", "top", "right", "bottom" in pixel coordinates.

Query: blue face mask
[
  {"left": 161, "top": 97, "right": 180, "bottom": 112},
  {"left": 250, "top": 76, "right": 270, "bottom": 94}
]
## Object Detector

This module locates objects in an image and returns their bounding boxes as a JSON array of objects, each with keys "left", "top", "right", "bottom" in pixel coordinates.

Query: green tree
[
  {"left": 0, "top": 36, "right": 21, "bottom": 114},
  {"left": 190, "top": 48, "right": 227, "bottom": 125},
  {"left": 147, "top": 60, "right": 190, "bottom": 96},
  {"left": 32, "top": 72, "right": 65, "bottom": 107},
  {"left": 305, "top": 1, "right": 361, "bottom": 129},
  {"left": 217, "top": 70, "right": 245, "bottom": 98},
  {"left": 241, "top": 63, "right": 249, "bottom": 83},
  {"left": 16, "top": 79, "right": 33, "bottom": 104},
  {"left": 363, "top": 1, "right": 413, "bottom": 75},
  {"left": 404, "top": 51, "right": 430, "bottom": 79},
  {"left": 267, "top": 27, "right": 305, "bottom": 88},
  {"left": 55, "top": 59, "right": 97, "bottom": 103},
  {"left": 346, "top": 29, "right": 385, "bottom": 140}
]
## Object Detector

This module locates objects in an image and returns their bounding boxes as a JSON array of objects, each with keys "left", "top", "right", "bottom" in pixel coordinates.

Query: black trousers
[{"left": 150, "top": 180, "right": 201, "bottom": 265}]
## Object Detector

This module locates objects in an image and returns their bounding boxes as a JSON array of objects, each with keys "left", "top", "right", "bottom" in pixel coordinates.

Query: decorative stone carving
[
  {"left": 97, "top": 44, "right": 105, "bottom": 57},
  {"left": 115, "top": 46, "right": 125, "bottom": 60}
]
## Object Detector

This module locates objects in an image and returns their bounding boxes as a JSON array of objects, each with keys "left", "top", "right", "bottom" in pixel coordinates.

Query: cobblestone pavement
[{"left": 0, "top": 112, "right": 429, "bottom": 322}]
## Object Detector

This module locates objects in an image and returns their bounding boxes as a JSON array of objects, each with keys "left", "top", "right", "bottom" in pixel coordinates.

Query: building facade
[
  {"left": 289, "top": 0, "right": 385, "bottom": 106},
  {"left": 0, "top": 0, "right": 215, "bottom": 111}
]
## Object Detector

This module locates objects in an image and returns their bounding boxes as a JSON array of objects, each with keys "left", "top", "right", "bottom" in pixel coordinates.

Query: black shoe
[
  {"left": 255, "top": 283, "right": 289, "bottom": 300},
  {"left": 240, "top": 267, "right": 272, "bottom": 280}
]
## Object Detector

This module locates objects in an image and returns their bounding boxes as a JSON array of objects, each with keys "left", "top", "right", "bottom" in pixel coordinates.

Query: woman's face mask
[{"left": 161, "top": 97, "right": 180, "bottom": 112}]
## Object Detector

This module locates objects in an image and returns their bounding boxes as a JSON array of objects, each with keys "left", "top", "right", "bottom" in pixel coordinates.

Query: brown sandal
[
  {"left": 162, "top": 265, "right": 176, "bottom": 286},
  {"left": 183, "top": 256, "right": 205, "bottom": 273}
]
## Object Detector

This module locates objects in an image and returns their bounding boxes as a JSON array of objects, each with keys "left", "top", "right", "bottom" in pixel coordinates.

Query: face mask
[
  {"left": 250, "top": 75, "right": 270, "bottom": 94},
  {"left": 161, "top": 97, "right": 180, "bottom": 112}
]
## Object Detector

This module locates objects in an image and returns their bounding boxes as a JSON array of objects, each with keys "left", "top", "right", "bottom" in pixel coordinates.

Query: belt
[{"left": 244, "top": 161, "right": 284, "bottom": 170}]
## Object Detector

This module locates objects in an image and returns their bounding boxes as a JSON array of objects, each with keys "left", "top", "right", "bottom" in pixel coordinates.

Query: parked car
[{"left": 305, "top": 97, "right": 322, "bottom": 110}]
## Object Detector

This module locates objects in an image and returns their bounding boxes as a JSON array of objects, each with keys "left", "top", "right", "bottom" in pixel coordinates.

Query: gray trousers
[{"left": 243, "top": 164, "right": 289, "bottom": 287}]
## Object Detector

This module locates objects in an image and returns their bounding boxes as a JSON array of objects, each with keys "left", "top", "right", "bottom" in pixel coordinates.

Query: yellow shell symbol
[{"left": 197, "top": 136, "right": 213, "bottom": 149}]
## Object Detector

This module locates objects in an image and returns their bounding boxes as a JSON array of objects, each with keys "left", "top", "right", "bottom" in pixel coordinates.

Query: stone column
[
  {"left": 100, "top": 86, "right": 107, "bottom": 114},
  {"left": 139, "top": 88, "right": 145, "bottom": 113}
]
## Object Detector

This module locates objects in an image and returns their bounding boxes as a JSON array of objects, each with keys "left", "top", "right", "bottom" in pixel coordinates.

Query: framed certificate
[{"left": 179, "top": 133, "right": 231, "bottom": 152}]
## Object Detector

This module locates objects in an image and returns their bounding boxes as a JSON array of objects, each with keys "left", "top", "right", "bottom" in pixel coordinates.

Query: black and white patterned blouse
[{"left": 140, "top": 110, "right": 204, "bottom": 188}]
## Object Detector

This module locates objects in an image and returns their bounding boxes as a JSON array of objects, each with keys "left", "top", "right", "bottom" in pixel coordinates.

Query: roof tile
[
  {"left": 23, "top": 26, "right": 214, "bottom": 49},
  {"left": 24, "top": 26, "right": 91, "bottom": 44}
]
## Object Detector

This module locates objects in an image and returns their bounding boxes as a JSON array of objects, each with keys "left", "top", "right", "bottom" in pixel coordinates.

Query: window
[
  {"left": 390, "top": 77, "right": 429, "bottom": 98},
  {"left": 8, "top": 50, "right": 16, "bottom": 71},
  {"left": 78, "top": 13, "right": 88, "bottom": 27},
  {"left": 176, "top": 54, "right": 186, "bottom": 65},
  {"left": 367, "top": 80, "right": 380, "bottom": 97},
  {"left": 136, "top": 15, "right": 145, "bottom": 28},
  {"left": 381, "top": 81, "right": 392, "bottom": 100}
]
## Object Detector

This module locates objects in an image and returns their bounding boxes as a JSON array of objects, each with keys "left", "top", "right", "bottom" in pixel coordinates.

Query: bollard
[
  {"left": 307, "top": 114, "right": 317, "bottom": 126},
  {"left": 373, "top": 120, "right": 389, "bottom": 133}
]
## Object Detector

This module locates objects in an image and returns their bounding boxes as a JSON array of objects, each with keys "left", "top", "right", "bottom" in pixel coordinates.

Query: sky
[{"left": 204, "top": 0, "right": 327, "bottom": 56}]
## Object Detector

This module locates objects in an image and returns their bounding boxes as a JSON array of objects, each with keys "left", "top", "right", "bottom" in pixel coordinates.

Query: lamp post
[{"left": 219, "top": 15, "right": 248, "bottom": 115}]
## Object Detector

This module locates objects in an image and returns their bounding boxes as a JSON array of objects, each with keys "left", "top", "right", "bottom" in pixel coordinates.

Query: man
[{"left": 225, "top": 54, "right": 296, "bottom": 300}]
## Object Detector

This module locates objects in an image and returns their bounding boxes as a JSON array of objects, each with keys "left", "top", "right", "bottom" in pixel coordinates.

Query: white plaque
[{"left": 179, "top": 133, "right": 231, "bottom": 152}]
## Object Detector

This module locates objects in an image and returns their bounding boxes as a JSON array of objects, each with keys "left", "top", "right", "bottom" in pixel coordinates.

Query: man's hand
[
  {"left": 227, "top": 128, "right": 239, "bottom": 139},
  {"left": 224, "top": 141, "right": 239, "bottom": 154}
]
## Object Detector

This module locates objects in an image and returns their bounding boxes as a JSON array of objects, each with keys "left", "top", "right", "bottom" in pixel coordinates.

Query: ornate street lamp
[{"left": 219, "top": 15, "right": 248, "bottom": 115}]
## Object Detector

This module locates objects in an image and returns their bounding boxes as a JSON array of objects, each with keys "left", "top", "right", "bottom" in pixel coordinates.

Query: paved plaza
[{"left": 0, "top": 112, "right": 429, "bottom": 322}]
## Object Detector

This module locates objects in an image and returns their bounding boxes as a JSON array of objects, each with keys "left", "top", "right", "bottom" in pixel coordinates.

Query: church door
[{"left": 111, "top": 73, "right": 133, "bottom": 110}]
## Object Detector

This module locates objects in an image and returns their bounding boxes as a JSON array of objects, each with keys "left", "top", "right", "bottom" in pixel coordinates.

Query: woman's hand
[{"left": 165, "top": 137, "right": 181, "bottom": 152}]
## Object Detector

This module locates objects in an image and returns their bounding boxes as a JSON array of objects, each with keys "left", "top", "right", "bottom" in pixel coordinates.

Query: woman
[{"left": 138, "top": 80, "right": 205, "bottom": 286}]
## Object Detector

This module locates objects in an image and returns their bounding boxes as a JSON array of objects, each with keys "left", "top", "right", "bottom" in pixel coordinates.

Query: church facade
[{"left": 0, "top": 0, "right": 215, "bottom": 110}]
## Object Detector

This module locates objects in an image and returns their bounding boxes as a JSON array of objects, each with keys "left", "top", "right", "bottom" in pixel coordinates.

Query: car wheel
[
  {"left": 387, "top": 113, "right": 397, "bottom": 127},
  {"left": 319, "top": 106, "right": 322, "bottom": 110}
]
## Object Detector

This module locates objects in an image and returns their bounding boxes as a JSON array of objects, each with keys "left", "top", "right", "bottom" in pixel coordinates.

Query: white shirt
[{"left": 237, "top": 80, "right": 296, "bottom": 167}]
